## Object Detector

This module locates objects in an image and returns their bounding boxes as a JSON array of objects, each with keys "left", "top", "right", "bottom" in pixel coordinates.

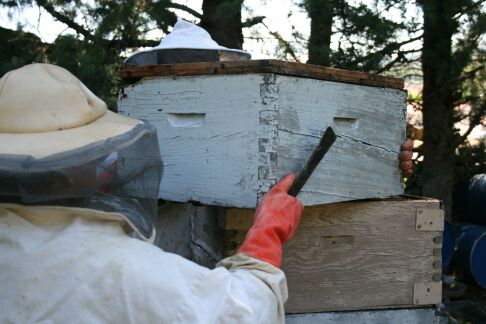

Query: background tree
[
  {"left": 0, "top": 0, "right": 265, "bottom": 105},
  {"left": 301, "top": 0, "right": 421, "bottom": 72},
  {"left": 303, "top": 0, "right": 333, "bottom": 66},
  {"left": 415, "top": 0, "right": 486, "bottom": 216},
  {"left": 199, "top": 0, "right": 265, "bottom": 49},
  {"left": 0, "top": 0, "right": 201, "bottom": 108},
  {"left": 0, "top": 26, "right": 48, "bottom": 76},
  {"left": 200, "top": 0, "right": 244, "bottom": 49}
]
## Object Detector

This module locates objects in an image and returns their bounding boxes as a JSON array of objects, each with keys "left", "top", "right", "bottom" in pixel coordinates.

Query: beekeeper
[{"left": 0, "top": 63, "right": 303, "bottom": 323}]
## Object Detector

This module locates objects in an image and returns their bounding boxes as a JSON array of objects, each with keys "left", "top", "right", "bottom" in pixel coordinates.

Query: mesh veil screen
[{"left": 0, "top": 122, "right": 162, "bottom": 239}]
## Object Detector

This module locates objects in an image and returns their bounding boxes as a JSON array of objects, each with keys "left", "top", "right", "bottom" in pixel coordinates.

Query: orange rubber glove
[{"left": 238, "top": 174, "right": 304, "bottom": 268}]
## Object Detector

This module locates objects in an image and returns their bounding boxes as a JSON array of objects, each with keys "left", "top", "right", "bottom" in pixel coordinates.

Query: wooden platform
[{"left": 119, "top": 60, "right": 407, "bottom": 208}]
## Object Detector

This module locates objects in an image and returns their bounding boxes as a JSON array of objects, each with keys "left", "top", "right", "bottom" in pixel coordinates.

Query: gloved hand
[
  {"left": 399, "top": 139, "right": 413, "bottom": 178},
  {"left": 238, "top": 174, "right": 304, "bottom": 268}
]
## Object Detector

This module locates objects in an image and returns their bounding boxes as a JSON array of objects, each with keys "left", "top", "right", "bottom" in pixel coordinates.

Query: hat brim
[
  {"left": 154, "top": 45, "right": 251, "bottom": 56},
  {"left": 0, "top": 111, "right": 140, "bottom": 159}
]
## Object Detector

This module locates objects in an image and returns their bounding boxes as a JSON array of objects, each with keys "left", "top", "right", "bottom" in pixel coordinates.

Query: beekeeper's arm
[
  {"left": 217, "top": 173, "right": 304, "bottom": 322},
  {"left": 131, "top": 174, "right": 303, "bottom": 323}
]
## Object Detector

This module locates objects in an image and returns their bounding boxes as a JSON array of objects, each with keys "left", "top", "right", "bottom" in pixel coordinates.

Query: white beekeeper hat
[
  {"left": 0, "top": 63, "right": 162, "bottom": 241},
  {"left": 124, "top": 18, "right": 250, "bottom": 64},
  {"left": 155, "top": 18, "right": 250, "bottom": 55},
  {"left": 0, "top": 63, "right": 140, "bottom": 159}
]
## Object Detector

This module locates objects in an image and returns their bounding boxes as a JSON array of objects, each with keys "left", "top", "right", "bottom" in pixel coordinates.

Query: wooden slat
[
  {"left": 225, "top": 198, "right": 443, "bottom": 313},
  {"left": 119, "top": 59, "right": 404, "bottom": 90}
]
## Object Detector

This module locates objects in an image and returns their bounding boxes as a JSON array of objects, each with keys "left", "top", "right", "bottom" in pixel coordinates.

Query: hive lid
[{"left": 119, "top": 59, "right": 404, "bottom": 90}]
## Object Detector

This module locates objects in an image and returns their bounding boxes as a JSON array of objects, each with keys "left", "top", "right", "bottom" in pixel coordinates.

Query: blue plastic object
[
  {"left": 442, "top": 220, "right": 456, "bottom": 269},
  {"left": 455, "top": 224, "right": 486, "bottom": 288}
]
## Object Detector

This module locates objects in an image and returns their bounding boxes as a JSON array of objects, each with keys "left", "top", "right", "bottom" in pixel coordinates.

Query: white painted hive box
[{"left": 119, "top": 60, "right": 407, "bottom": 208}]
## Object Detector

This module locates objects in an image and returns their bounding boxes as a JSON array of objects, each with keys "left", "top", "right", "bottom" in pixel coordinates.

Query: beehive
[
  {"left": 224, "top": 198, "right": 443, "bottom": 312},
  {"left": 163, "top": 197, "right": 443, "bottom": 313},
  {"left": 119, "top": 60, "right": 406, "bottom": 208}
]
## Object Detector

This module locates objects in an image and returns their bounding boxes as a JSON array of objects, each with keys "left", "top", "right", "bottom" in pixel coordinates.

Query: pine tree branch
[
  {"left": 348, "top": 33, "right": 423, "bottom": 67},
  {"left": 453, "top": 0, "right": 486, "bottom": 20},
  {"left": 453, "top": 96, "right": 481, "bottom": 107},
  {"left": 403, "top": 73, "right": 423, "bottom": 79},
  {"left": 373, "top": 48, "right": 421, "bottom": 74},
  {"left": 165, "top": 2, "right": 202, "bottom": 19},
  {"left": 376, "top": 0, "right": 404, "bottom": 16},
  {"left": 36, "top": 0, "right": 159, "bottom": 49},
  {"left": 242, "top": 16, "right": 265, "bottom": 28},
  {"left": 36, "top": 0, "right": 95, "bottom": 41},
  {"left": 261, "top": 22, "right": 301, "bottom": 62},
  {"left": 457, "top": 65, "right": 484, "bottom": 83},
  {"left": 453, "top": 99, "right": 486, "bottom": 147},
  {"left": 110, "top": 38, "right": 159, "bottom": 48},
  {"left": 374, "top": 55, "right": 403, "bottom": 74}
]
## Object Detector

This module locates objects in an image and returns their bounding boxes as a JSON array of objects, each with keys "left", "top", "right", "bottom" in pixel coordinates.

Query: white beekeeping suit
[{"left": 0, "top": 64, "right": 304, "bottom": 323}]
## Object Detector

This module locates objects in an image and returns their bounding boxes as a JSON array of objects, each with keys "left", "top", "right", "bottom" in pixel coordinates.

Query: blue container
[
  {"left": 442, "top": 220, "right": 456, "bottom": 269},
  {"left": 455, "top": 224, "right": 486, "bottom": 288},
  {"left": 468, "top": 174, "right": 486, "bottom": 225}
]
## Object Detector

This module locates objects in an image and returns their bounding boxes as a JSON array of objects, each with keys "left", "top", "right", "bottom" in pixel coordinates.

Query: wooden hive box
[
  {"left": 224, "top": 198, "right": 444, "bottom": 313},
  {"left": 119, "top": 60, "right": 407, "bottom": 208}
]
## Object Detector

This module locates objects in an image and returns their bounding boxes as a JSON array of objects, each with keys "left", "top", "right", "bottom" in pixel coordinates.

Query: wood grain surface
[
  {"left": 225, "top": 198, "right": 443, "bottom": 312},
  {"left": 119, "top": 60, "right": 404, "bottom": 90},
  {"left": 119, "top": 73, "right": 406, "bottom": 207}
]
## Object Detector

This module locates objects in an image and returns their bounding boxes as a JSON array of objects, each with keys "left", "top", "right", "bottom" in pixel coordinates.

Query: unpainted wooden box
[
  {"left": 119, "top": 60, "right": 407, "bottom": 208},
  {"left": 224, "top": 198, "right": 444, "bottom": 313}
]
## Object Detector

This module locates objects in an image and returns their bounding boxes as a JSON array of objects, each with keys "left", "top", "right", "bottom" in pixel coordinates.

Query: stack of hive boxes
[{"left": 119, "top": 60, "right": 443, "bottom": 315}]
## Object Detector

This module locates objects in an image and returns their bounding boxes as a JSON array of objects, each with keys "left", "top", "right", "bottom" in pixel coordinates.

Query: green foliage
[
  {"left": 0, "top": 0, "right": 202, "bottom": 109},
  {"left": 301, "top": 0, "right": 418, "bottom": 72},
  {"left": 0, "top": 28, "right": 120, "bottom": 110},
  {"left": 0, "top": 27, "right": 48, "bottom": 76},
  {"left": 48, "top": 35, "right": 120, "bottom": 109},
  {"left": 330, "top": 2, "right": 405, "bottom": 71},
  {"left": 449, "top": 3, "right": 486, "bottom": 161},
  {"left": 456, "top": 141, "right": 486, "bottom": 184},
  {"left": 145, "top": 0, "right": 177, "bottom": 33}
]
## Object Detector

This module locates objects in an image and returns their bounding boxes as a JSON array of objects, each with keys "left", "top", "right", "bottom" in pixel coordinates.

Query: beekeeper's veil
[{"left": 0, "top": 64, "right": 162, "bottom": 241}]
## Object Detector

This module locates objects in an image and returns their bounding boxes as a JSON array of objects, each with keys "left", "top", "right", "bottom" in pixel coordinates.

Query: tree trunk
[
  {"left": 305, "top": 0, "right": 333, "bottom": 66},
  {"left": 418, "top": 0, "right": 457, "bottom": 218},
  {"left": 200, "top": 0, "right": 244, "bottom": 49}
]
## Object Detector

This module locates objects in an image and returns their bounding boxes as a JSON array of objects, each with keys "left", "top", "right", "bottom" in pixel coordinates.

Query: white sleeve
[
  {"left": 126, "top": 246, "right": 288, "bottom": 324},
  {"left": 215, "top": 253, "right": 288, "bottom": 323}
]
